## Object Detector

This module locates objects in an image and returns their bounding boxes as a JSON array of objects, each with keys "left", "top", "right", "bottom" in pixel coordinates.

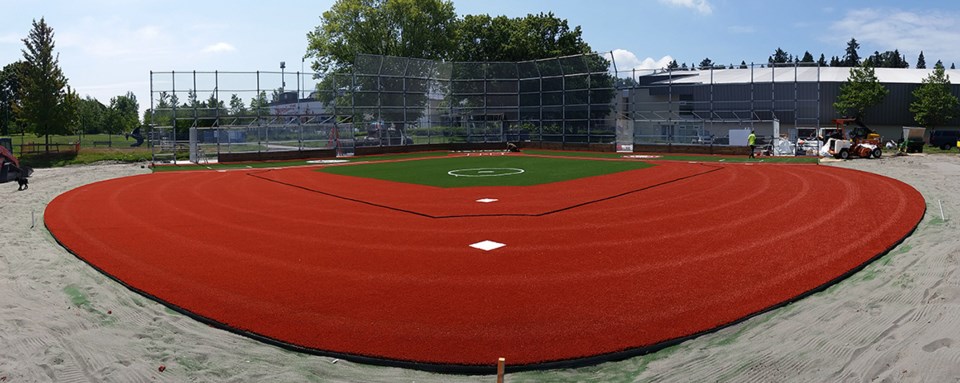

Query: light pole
[{"left": 280, "top": 61, "right": 286, "bottom": 93}]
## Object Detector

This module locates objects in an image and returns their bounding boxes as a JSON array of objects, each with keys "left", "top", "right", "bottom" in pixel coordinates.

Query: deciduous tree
[
  {"left": 0, "top": 61, "right": 27, "bottom": 136},
  {"left": 105, "top": 92, "right": 139, "bottom": 135},
  {"left": 909, "top": 63, "right": 959, "bottom": 129},
  {"left": 305, "top": 0, "right": 457, "bottom": 73},
  {"left": 833, "top": 63, "right": 889, "bottom": 119},
  {"left": 75, "top": 96, "right": 107, "bottom": 135}
]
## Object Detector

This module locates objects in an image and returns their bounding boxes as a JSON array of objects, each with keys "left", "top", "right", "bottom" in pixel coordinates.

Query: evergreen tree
[
  {"left": 830, "top": 56, "right": 840, "bottom": 67},
  {"left": 769, "top": 47, "right": 790, "bottom": 64},
  {"left": 16, "top": 18, "right": 77, "bottom": 150},
  {"left": 863, "top": 51, "right": 881, "bottom": 67},
  {"left": 916, "top": 51, "right": 926, "bottom": 69},
  {"left": 739, "top": 60, "right": 748, "bottom": 69},
  {"left": 842, "top": 38, "right": 860, "bottom": 66},
  {"left": 817, "top": 53, "right": 827, "bottom": 66},
  {"left": 667, "top": 59, "right": 679, "bottom": 70},
  {"left": 893, "top": 49, "right": 908, "bottom": 68},
  {"left": 801, "top": 51, "right": 814, "bottom": 63},
  {"left": 699, "top": 57, "right": 713, "bottom": 69}
]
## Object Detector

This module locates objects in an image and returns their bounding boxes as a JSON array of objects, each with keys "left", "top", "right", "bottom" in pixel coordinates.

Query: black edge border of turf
[{"left": 43, "top": 164, "right": 926, "bottom": 376}]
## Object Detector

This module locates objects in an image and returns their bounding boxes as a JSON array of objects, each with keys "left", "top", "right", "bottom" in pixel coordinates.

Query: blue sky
[{"left": 3, "top": 0, "right": 960, "bottom": 115}]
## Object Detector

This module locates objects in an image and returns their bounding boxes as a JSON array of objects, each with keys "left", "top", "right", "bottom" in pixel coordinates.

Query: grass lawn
[
  {"left": 318, "top": 155, "right": 653, "bottom": 187},
  {"left": 18, "top": 148, "right": 153, "bottom": 168}
]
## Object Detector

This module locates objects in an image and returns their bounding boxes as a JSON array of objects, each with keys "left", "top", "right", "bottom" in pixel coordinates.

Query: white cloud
[
  {"left": 202, "top": 42, "right": 236, "bottom": 54},
  {"left": 605, "top": 49, "right": 675, "bottom": 74},
  {"left": 659, "top": 0, "right": 713, "bottom": 15},
  {"left": 830, "top": 8, "right": 960, "bottom": 65}
]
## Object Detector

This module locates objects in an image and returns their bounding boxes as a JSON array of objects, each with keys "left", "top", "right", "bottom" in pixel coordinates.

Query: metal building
[{"left": 620, "top": 64, "right": 960, "bottom": 144}]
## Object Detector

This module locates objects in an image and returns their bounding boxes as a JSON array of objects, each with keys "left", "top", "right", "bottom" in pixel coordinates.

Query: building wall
[{"left": 623, "top": 78, "right": 960, "bottom": 143}]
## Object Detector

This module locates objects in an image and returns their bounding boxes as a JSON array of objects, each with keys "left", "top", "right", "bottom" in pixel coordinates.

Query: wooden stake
[{"left": 497, "top": 357, "right": 505, "bottom": 383}]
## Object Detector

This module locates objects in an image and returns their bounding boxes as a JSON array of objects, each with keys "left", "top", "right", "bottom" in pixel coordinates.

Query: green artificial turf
[{"left": 318, "top": 155, "right": 654, "bottom": 187}]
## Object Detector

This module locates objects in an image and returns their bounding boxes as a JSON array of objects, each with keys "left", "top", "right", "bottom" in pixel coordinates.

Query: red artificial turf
[{"left": 44, "top": 158, "right": 925, "bottom": 371}]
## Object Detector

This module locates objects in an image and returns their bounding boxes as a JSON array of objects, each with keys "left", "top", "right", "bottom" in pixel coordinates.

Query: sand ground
[{"left": 0, "top": 155, "right": 957, "bottom": 382}]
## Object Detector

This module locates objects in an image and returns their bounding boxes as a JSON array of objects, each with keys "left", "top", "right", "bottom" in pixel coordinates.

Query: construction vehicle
[
  {"left": 0, "top": 138, "right": 32, "bottom": 190},
  {"left": 820, "top": 117, "right": 883, "bottom": 159}
]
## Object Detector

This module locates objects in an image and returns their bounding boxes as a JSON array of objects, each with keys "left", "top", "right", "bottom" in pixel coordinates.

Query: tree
[
  {"left": 866, "top": 50, "right": 909, "bottom": 68},
  {"left": 249, "top": 91, "right": 270, "bottom": 115},
  {"left": 699, "top": 57, "right": 713, "bottom": 69},
  {"left": 862, "top": 51, "right": 880, "bottom": 67},
  {"left": 833, "top": 63, "right": 889, "bottom": 119},
  {"left": 916, "top": 51, "right": 926, "bottom": 69},
  {"left": 841, "top": 38, "right": 860, "bottom": 66},
  {"left": 0, "top": 61, "right": 27, "bottom": 136},
  {"left": 909, "top": 63, "right": 959, "bottom": 130},
  {"left": 769, "top": 47, "right": 789, "bottom": 64},
  {"left": 75, "top": 96, "right": 107, "bottom": 135},
  {"left": 229, "top": 94, "right": 246, "bottom": 116},
  {"left": 829, "top": 56, "right": 840, "bottom": 67},
  {"left": 105, "top": 92, "right": 139, "bottom": 135},
  {"left": 666, "top": 60, "right": 679, "bottom": 71},
  {"left": 16, "top": 18, "right": 76, "bottom": 150},
  {"left": 450, "top": 12, "right": 591, "bottom": 62},
  {"left": 305, "top": 0, "right": 458, "bottom": 74},
  {"left": 800, "top": 51, "right": 814, "bottom": 63},
  {"left": 143, "top": 91, "right": 175, "bottom": 127},
  {"left": 817, "top": 54, "right": 827, "bottom": 66},
  {"left": 205, "top": 93, "right": 225, "bottom": 115},
  {"left": 739, "top": 60, "right": 748, "bottom": 69}
]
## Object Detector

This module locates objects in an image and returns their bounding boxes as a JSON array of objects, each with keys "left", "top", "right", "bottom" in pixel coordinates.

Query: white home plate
[
  {"left": 476, "top": 198, "right": 499, "bottom": 203},
  {"left": 470, "top": 240, "right": 506, "bottom": 251}
]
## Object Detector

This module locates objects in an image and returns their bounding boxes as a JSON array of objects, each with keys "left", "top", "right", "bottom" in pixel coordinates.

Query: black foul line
[{"left": 246, "top": 163, "right": 725, "bottom": 219}]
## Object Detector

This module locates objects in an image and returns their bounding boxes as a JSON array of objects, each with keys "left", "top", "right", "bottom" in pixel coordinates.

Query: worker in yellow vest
[{"left": 748, "top": 130, "right": 757, "bottom": 159}]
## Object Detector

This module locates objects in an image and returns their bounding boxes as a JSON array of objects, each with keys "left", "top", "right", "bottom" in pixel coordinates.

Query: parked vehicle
[
  {"left": 820, "top": 118, "right": 882, "bottom": 159},
  {"left": 929, "top": 129, "right": 960, "bottom": 150}
]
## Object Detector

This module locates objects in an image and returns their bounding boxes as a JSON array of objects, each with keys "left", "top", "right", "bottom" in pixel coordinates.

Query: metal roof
[{"left": 650, "top": 67, "right": 960, "bottom": 85}]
